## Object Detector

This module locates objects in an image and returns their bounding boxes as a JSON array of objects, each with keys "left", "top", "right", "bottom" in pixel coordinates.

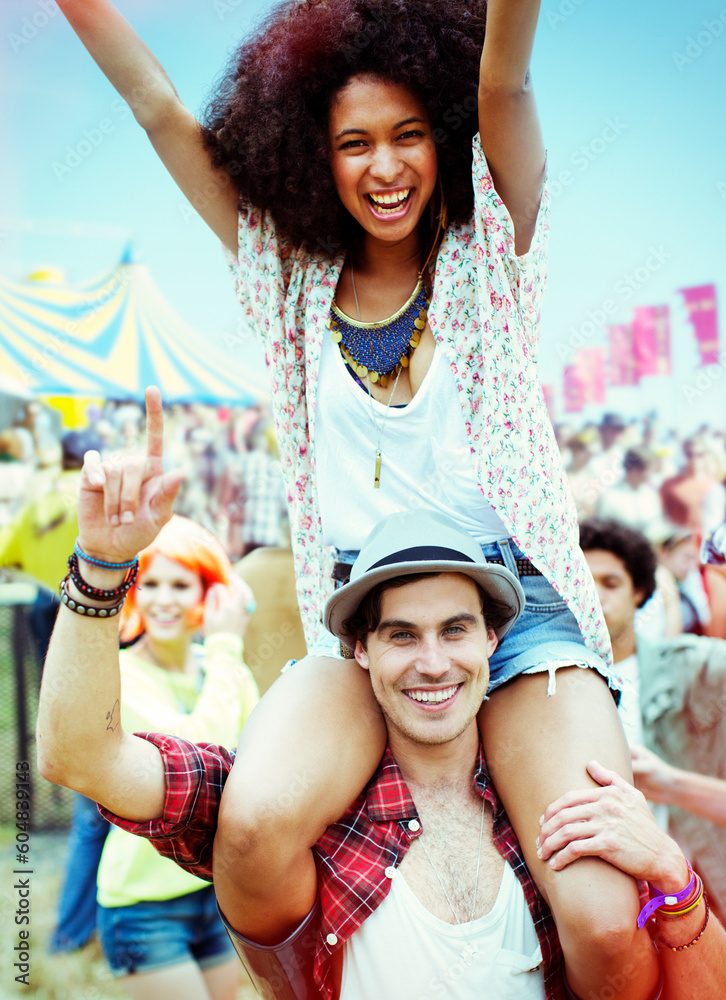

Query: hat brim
[{"left": 324, "top": 560, "right": 525, "bottom": 647}]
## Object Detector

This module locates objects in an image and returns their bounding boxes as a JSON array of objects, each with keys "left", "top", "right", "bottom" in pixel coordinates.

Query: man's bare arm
[
  {"left": 36, "top": 387, "right": 183, "bottom": 820},
  {"left": 538, "top": 760, "right": 726, "bottom": 997},
  {"left": 632, "top": 744, "right": 726, "bottom": 827}
]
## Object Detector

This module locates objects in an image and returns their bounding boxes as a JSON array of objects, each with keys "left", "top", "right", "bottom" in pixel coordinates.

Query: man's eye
[
  {"left": 390, "top": 631, "right": 412, "bottom": 641},
  {"left": 444, "top": 625, "right": 465, "bottom": 635}
]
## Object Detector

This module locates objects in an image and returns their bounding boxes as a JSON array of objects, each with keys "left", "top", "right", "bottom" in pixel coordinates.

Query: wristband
[
  {"left": 75, "top": 539, "right": 139, "bottom": 571},
  {"left": 657, "top": 873, "right": 703, "bottom": 918},
  {"left": 637, "top": 861, "right": 695, "bottom": 928}
]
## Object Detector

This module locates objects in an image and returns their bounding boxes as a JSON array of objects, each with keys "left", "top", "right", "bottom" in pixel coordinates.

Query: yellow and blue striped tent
[{"left": 0, "top": 254, "right": 267, "bottom": 404}]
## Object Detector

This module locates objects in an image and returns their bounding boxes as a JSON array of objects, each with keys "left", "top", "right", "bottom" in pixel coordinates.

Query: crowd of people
[
  {"left": 0, "top": 397, "right": 289, "bottom": 571},
  {"left": 559, "top": 412, "right": 726, "bottom": 640}
]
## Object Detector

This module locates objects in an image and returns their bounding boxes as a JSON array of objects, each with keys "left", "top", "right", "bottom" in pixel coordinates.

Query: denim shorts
[
  {"left": 309, "top": 538, "right": 615, "bottom": 697},
  {"left": 98, "top": 885, "right": 234, "bottom": 977}
]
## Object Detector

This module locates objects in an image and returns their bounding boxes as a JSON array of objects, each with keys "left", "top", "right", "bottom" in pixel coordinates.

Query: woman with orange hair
[{"left": 91, "top": 515, "right": 258, "bottom": 1000}]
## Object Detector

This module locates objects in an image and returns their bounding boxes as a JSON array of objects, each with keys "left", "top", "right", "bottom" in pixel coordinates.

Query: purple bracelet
[{"left": 637, "top": 861, "right": 695, "bottom": 928}]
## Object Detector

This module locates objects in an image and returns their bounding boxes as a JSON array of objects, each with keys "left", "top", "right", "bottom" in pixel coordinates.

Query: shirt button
[
  {"left": 326, "top": 933, "right": 338, "bottom": 947},
  {"left": 408, "top": 819, "right": 421, "bottom": 832},
  {"left": 384, "top": 866, "right": 397, "bottom": 879}
]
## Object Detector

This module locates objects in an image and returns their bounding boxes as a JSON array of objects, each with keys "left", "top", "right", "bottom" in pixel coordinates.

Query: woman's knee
[{"left": 550, "top": 863, "right": 641, "bottom": 960}]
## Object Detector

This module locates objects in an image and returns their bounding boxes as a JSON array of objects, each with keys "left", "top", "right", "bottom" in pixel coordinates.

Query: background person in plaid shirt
[{"left": 37, "top": 392, "right": 726, "bottom": 999}]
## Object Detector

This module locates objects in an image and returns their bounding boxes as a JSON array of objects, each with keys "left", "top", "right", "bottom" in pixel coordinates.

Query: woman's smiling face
[
  {"left": 134, "top": 554, "right": 204, "bottom": 644},
  {"left": 328, "top": 75, "right": 438, "bottom": 248}
]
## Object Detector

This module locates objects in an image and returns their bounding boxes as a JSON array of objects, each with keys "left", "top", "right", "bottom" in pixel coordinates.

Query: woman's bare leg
[
  {"left": 479, "top": 667, "right": 659, "bottom": 1000},
  {"left": 214, "top": 655, "right": 386, "bottom": 937},
  {"left": 119, "top": 961, "right": 213, "bottom": 1000},
  {"left": 201, "top": 956, "right": 240, "bottom": 1000}
]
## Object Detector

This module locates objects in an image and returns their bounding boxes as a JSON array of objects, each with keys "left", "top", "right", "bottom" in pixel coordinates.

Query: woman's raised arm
[
  {"left": 57, "top": 0, "right": 240, "bottom": 248},
  {"left": 478, "top": 0, "right": 545, "bottom": 256}
]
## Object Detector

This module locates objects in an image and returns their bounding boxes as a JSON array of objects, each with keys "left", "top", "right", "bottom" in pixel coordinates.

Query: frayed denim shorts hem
[{"left": 98, "top": 885, "right": 234, "bottom": 978}]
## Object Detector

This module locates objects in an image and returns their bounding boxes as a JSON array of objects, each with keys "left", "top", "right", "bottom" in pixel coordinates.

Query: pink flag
[
  {"left": 540, "top": 382, "right": 556, "bottom": 419},
  {"left": 633, "top": 305, "right": 671, "bottom": 378},
  {"left": 608, "top": 324, "right": 638, "bottom": 386},
  {"left": 576, "top": 348, "right": 606, "bottom": 404},
  {"left": 563, "top": 365, "right": 584, "bottom": 413},
  {"left": 679, "top": 284, "right": 719, "bottom": 365}
]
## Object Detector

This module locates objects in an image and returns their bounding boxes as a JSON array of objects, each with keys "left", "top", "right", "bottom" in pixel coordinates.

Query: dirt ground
[{"left": 0, "top": 827, "right": 258, "bottom": 1000}]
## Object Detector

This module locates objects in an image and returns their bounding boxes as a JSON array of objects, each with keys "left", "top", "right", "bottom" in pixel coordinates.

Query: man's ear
[
  {"left": 486, "top": 628, "right": 498, "bottom": 657},
  {"left": 354, "top": 639, "right": 370, "bottom": 670},
  {"left": 634, "top": 588, "right": 647, "bottom": 610}
]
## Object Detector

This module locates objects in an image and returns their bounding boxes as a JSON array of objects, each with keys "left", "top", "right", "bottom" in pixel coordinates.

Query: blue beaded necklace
[{"left": 328, "top": 268, "right": 430, "bottom": 388}]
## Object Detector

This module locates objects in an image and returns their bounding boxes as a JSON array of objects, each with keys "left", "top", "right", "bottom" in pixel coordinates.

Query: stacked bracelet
[
  {"left": 657, "top": 871, "right": 704, "bottom": 919},
  {"left": 637, "top": 861, "right": 696, "bottom": 928},
  {"left": 74, "top": 539, "right": 138, "bottom": 572},
  {"left": 66, "top": 553, "right": 138, "bottom": 603},
  {"left": 59, "top": 577, "right": 125, "bottom": 618}
]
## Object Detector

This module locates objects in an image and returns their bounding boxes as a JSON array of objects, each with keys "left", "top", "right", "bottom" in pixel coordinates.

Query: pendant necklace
[
  {"left": 340, "top": 265, "right": 426, "bottom": 489},
  {"left": 417, "top": 798, "right": 486, "bottom": 967},
  {"left": 353, "top": 266, "right": 403, "bottom": 489}
]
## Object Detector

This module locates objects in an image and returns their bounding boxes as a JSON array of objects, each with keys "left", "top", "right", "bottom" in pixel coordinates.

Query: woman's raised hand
[
  {"left": 77, "top": 387, "right": 184, "bottom": 563},
  {"left": 203, "top": 575, "right": 256, "bottom": 639}
]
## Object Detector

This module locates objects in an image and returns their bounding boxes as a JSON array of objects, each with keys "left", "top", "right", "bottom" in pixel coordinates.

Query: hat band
[{"left": 368, "top": 546, "right": 476, "bottom": 572}]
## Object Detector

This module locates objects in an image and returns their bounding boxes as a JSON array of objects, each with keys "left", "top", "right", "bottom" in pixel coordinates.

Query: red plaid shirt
[{"left": 102, "top": 733, "right": 566, "bottom": 1000}]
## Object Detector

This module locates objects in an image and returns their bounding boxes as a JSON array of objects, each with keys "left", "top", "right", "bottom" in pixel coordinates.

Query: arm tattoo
[{"left": 105, "top": 699, "right": 120, "bottom": 732}]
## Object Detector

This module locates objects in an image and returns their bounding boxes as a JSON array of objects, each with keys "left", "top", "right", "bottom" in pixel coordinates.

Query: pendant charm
[
  {"left": 460, "top": 942, "right": 478, "bottom": 966},
  {"left": 374, "top": 450, "right": 381, "bottom": 489}
]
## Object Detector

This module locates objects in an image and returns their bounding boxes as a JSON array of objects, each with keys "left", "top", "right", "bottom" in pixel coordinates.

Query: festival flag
[
  {"left": 576, "top": 347, "right": 606, "bottom": 404},
  {"left": 607, "top": 324, "right": 638, "bottom": 386},
  {"left": 678, "top": 284, "right": 720, "bottom": 365},
  {"left": 563, "top": 365, "right": 585, "bottom": 413},
  {"left": 632, "top": 305, "right": 671, "bottom": 378},
  {"left": 540, "top": 382, "right": 556, "bottom": 419}
]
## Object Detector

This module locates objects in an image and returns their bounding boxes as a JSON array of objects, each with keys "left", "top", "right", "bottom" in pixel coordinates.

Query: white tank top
[
  {"left": 315, "top": 335, "right": 509, "bottom": 551},
  {"left": 340, "top": 861, "right": 544, "bottom": 999}
]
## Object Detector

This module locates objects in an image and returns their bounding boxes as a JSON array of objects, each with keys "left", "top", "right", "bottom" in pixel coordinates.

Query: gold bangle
[{"left": 668, "top": 896, "right": 710, "bottom": 952}]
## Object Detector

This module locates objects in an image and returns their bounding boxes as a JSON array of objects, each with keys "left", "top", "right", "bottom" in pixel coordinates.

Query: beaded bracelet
[
  {"left": 668, "top": 895, "right": 710, "bottom": 952},
  {"left": 74, "top": 539, "right": 138, "bottom": 572},
  {"left": 66, "top": 553, "right": 138, "bottom": 603},
  {"left": 59, "top": 577, "right": 125, "bottom": 618}
]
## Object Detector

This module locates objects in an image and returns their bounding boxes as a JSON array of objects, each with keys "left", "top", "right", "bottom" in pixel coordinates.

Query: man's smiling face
[{"left": 355, "top": 573, "right": 497, "bottom": 751}]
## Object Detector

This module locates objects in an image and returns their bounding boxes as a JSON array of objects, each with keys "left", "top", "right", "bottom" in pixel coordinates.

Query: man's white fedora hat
[{"left": 324, "top": 510, "right": 525, "bottom": 647}]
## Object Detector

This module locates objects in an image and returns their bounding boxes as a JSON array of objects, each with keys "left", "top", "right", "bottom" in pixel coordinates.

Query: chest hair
[{"left": 398, "top": 786, "right": 505, "bottom": 923}]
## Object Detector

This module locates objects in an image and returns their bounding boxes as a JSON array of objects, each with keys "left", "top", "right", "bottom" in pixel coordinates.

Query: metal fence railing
[{"left": 0, "top": 591, "right": 72, "bottom": 830}]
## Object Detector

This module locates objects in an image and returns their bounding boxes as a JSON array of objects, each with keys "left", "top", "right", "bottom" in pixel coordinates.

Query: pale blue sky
[{"left": 2, "top": 0, "right": 725, "bottom": 429}]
